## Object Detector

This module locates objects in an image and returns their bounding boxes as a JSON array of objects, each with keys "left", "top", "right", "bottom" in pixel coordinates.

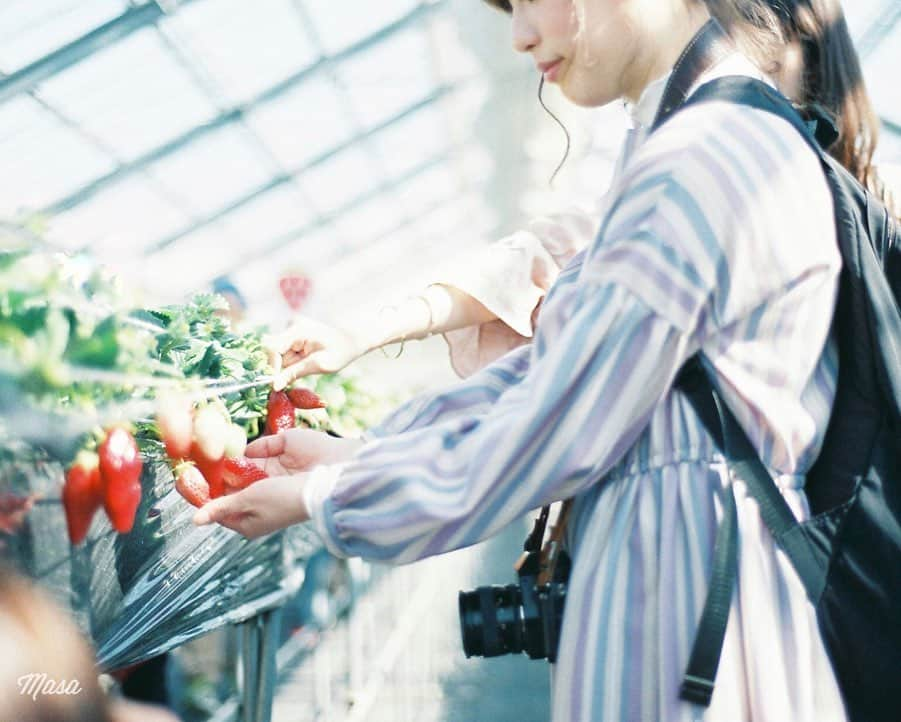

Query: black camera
[{"left": 458, "top": 506, "right": 571, "bottom": 663}]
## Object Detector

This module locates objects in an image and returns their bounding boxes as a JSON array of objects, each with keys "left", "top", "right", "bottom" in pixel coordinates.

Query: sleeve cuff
[{"left": 302, "top": 463, "right": 348, "bottom": 557}]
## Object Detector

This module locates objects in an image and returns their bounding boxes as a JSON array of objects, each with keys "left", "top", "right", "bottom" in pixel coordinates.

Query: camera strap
[{"left": 516, "top": 501, "right": 574, "bottom": 586}]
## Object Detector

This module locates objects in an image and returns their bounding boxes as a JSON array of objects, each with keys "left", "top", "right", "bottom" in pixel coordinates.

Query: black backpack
[{"left": 664, "top": 76, "right": 901, "bottom": 722}]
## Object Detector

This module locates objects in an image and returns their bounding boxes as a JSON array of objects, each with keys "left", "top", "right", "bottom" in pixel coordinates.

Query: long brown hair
[{"left": 703, "top": 0, "right": 897, "bottom": 214}]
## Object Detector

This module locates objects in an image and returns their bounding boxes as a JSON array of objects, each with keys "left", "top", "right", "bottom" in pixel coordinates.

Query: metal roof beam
[
  {"left": 142, "top": 84, "right": 451, "bottom": 256},
  {"left": 0, "top": 2, "right": 179, "bottom": 107},
  {"left": 40, "top": 2, "right": 441, "bottom": 218}
]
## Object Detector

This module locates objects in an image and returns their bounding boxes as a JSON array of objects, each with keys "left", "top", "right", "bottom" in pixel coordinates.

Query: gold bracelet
[
  {"left": 379, "top": 337, "right": 405, "bottom": 359},
  {"left": 378, "top": 303, "right": 406, "bottom": 359},
  {"left": 413, "top": 291, "right": 435, "bottom": 336}
]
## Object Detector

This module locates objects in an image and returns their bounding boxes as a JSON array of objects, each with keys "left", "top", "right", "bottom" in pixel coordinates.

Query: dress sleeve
[
  {"left": 364, "top": 344, "right": 531, "bottom": 439},
  {"left": 304, "top": 282, "right": 699, "bottom": 564},
  {"left": 436, "top": 207, "right": 597, "bottom": 378}
]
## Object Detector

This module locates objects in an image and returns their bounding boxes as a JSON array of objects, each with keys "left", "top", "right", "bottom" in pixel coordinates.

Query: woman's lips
[{"left": 539, "top": 59, "right": 563, "bottom": 82}]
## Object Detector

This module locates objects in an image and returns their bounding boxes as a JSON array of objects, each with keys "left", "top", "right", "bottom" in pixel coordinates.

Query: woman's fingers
[
  {"left": 274, "top": 357, "right": 322, "bottom": 389},
  {"left": 245, "top": 432, "right": 287, "bottom": 458},
  {"left": 192, "top": 475, "right": 309, "bottom": 538},
  {"left": 193, "top": 493, "right": 244, "bottom": 528}
]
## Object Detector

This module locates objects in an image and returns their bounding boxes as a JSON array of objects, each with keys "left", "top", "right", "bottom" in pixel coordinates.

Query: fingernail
[{"left": 193, "top": 510, "right": 210, "bottom": 525}]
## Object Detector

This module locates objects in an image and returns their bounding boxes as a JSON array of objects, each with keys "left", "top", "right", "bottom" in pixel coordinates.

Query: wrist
[
  {"left": 302, "top": 464, "right": 347, "bottom": 555},
  {"left": 358, "top": 296, "right": 432, "bottom": 353},
  {"left": 324, "top": 436, "right": 364, "bottom": 464}
]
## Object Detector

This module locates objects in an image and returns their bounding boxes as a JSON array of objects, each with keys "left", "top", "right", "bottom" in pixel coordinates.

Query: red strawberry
[
  {"left": 222, "top": 456, "right": 269, "bottom": 491},
  {"left": 63, "top": 450, "right": 102, "bottom": 544},
  {"left": 98, "top": 426, "right": 143, "bottom": 534},
  {"left": 174, "top": 463, "right": 210, "bottom": 508},
  {"left": 287, "top": 387, "right": 327, "bottom": 410},
  {"left": 190, "top": 442, "right": 226, "bottom": 499},
  {"left": 156, "top": 394, "right": 193, "bottom": 460},
  {"left": 265, "top": 390, "right": 296, "bottom": 435}
]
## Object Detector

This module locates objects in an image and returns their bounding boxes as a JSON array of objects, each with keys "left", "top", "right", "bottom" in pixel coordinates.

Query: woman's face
[
  {"left": 510, "top": 0, "right": 642, "bottom": 107},
  {"left": 509, "top": 0, "right": 706, "bottom": 107}
]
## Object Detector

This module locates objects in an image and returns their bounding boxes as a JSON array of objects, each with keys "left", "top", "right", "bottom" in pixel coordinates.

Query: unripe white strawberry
[
  {"left": 156, "top": 393, "right": 193, "bottom": 460},
  {"left": 193, "top": 405, "right": 229, "bottom": 462},
  {"left": 223, "top": 423, "right": 247, "bottom": 459}
]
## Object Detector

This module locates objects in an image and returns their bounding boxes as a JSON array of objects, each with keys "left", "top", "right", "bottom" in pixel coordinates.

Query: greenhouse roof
[{"left": 1, "top": 0, "right": 899, "bottom": 325}]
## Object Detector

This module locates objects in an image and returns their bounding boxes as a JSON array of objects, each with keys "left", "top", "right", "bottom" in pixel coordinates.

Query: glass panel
[
  {"left": 161, "top": 0, "right": 319, "bottom": 106},
  {"left": 44, "top": 177, "right": 190, "bottom": 254},
  {"left": 219, "top": 182, "right": 315, "bottom": 245},
  {"left": 391, "top": 163, "right": 458, "bottom": 211},
  {"left": 0, "top": 0, "right": 126, "bottom": 74},
  {"left": 849, "top": 0, "right": 899, "bottom": 51},
  {"left": 297, "top": 146, "right": 380, "bottom": 215},
  {"left": 330, "top": 191, "right": 402, "bottom": 248},
  {"left": 0, "top": 97, "right": 115, "bottom": 218},
  {"left": 333, "top": 26, "right": 436, "bottom": 129},
  {"left": 370, "top": 104, "right": 448, "bottom": 180},
  {"left": 37, "top": 28, "right": 218, "bottom": 161},
  {"left": 304, "top": 0, "right": 420, "bottom": 55},
  {"left": 245, "top": 75, "right": 355, "bottom": 169},
  {"left": 146, "top": 124, "right": 276, "bottom": 218},
  {"left": 139, "top": 223, "right": 242, "bottom": 299},
  {"left": 864, "top": 22, "right": 901, "bottom": 124}
]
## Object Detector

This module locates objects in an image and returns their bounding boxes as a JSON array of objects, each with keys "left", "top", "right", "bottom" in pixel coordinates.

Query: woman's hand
[
  {"left": 244, "top": 428, "right": 364, "bottom": 475},
  {"left": 192, "top": 474, "right": 310, "bottom": 539},
  {"left": 265, "top": 316, "right": 365, "bottom": 389}
]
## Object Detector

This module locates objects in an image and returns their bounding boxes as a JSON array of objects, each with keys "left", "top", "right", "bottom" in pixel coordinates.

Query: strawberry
[
  {"left": 97, "top": 427, "right": 143, "bottom": 534},
  {"left": 265, "top": 390, "right": 296, "bottom": 435},
  {"left": 223, "top": 423, "right": 247, "bottom": 459},
  {"left": 222, "top": 456, "right": 269, "bottom": 491},
  {"left": 174, "top": 463, "right": 210, "bottom": 508},
  {"left": 156, "top": 394, "right": 193, "bottom": 460},
  {"left": 63, "top": 450, "right": 102, "bottom": 544},
  {"left": 190, "top": 442, "right": 226, "bottom": 499},
  {"left": 287, "top": 387, "right": 327, "bottom": 410},
  {"left": 193, "top": 405, "right": 229, "bottom": 462}
]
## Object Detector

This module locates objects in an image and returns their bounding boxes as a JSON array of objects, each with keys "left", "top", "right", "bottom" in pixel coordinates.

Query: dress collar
[
  {"left": 624, "top": 72, "right": 671, "bottom": 130},
  {"left": 622, "top": 53, "right": 771, "bottom": 131}
]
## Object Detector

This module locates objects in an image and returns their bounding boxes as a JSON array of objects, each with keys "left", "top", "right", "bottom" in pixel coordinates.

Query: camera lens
[{"left": 458, "top": 585, "right": 524, "bottom": 658}]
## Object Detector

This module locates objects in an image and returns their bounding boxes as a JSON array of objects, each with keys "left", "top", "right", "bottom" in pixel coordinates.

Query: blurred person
[
  {"left": 193, "top": 0, "right": 880, "bottom": 719},
  {"left": 212, "top": 275, "right": 248, "bottom": 328},
  {"left": 267, "top": 0, "right": 897, "bottom": 387},
  {"left": 0, "top": 562, "right": 181, "bottom": 722}
]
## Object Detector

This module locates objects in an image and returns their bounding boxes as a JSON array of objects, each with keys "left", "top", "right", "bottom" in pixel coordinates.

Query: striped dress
[{"left": 303, "top": 59, "right": 848, "bottom": 722}]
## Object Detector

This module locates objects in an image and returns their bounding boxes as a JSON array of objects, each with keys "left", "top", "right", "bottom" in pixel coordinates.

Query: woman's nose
[{"left": 512, "top": 10, "right": 539, "bottom": 53}]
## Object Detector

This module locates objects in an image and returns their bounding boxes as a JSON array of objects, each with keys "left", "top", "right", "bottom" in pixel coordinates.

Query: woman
[
  {"left": 267, "top": 0, "right": 893, "bottom": 388},
  {"left": 198, "top": 1, "right": 849, "bottom": 719}
]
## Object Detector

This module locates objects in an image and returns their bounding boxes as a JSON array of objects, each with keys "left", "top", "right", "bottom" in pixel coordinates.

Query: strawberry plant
[{"left": 0, "top": 247, "right": 391, "bottom": 537}]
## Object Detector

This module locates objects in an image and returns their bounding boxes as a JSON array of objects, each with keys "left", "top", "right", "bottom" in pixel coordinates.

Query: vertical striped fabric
[{"left": 305, "top": 62, "right": 848, "bottom": 721}]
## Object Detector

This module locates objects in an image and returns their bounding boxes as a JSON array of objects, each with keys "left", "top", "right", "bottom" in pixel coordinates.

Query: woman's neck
[{"left": 621, "top": 3, "right": 712, "bottom": 104}]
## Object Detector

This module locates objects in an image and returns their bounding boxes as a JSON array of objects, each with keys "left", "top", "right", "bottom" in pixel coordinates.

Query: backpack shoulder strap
[
  {"left": 681, "top": 75, "right": 901, "bottom": 421},
  {"left": 675, "top": 75, "right": 826, "bottom": 154}
]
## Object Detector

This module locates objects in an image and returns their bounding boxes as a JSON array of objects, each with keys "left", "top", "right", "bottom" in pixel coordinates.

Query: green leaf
[
  {"left": 65, "top": 316, "right": 119, "bottom": 367},
  {"left": 128, "top": 308, "right": 168, "bottom": 329}
]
